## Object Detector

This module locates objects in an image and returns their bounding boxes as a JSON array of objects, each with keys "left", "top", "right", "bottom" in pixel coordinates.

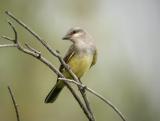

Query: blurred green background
[{"left": 0, "top": 0, "right": 160, "bottom": 121}]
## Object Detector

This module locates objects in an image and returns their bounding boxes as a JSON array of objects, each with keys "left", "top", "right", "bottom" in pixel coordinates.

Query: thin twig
[
  {"left": 58, "top": 78, "right": 127, "bottom": 121},
  {"left": 8, "top": 21, "right": 17, "bottom": 43},
  {"left": 0, "top": 44, "right": 17, "bottom": 48},
  {"left": 7, "top": 86, "right": 20, "bottom": 121},
  {"left": 1, "top": 36, "right": 14, "bottom": 42},
  {"left": 5, "top": 11, "right": 95, "bottom": 121}
]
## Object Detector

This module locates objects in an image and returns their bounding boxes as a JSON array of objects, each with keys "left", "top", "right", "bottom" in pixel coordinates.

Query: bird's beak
[{"left": 62, "top": 34, "right": 70, "bottom": 40}]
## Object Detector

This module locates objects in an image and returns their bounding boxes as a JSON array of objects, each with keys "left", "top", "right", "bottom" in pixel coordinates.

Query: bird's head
[{"left": 62, "top": 27, "right": 87, "bottom": 43}]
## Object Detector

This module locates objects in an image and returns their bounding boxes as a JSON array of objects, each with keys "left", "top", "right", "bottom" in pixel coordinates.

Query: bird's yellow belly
[{"left": 63, "top": 55, "right": 93, "bottom": 78}]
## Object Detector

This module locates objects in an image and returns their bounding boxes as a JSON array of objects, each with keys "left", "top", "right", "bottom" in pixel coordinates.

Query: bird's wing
[
  {"left": 59, "top": 45, "right": 75, "bottom": 72},
  {"left": 90, "top": 49, "right": 97, "bottom": 68}
]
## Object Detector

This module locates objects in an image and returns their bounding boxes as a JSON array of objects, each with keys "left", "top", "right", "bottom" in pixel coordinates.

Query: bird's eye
[{"left": 72, "top": 30, "right": 77, "bottom": 34}]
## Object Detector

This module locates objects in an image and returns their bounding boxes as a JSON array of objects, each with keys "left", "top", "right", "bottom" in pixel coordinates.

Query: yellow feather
[{"left": 63, "top": 54, "right": 93, "bottom": 78}]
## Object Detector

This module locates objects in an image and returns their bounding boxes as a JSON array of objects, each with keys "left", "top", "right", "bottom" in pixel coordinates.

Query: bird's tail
[{"left": 45, "top": 80, "right": 64, "bottom": 103}]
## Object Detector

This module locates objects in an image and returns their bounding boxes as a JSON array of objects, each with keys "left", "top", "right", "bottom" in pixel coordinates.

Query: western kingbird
[{"left": 45, "top": 27, "right": 97, "bottom": 103}]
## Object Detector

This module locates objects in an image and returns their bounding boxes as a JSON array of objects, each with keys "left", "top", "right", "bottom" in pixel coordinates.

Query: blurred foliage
[{"left": 0, "top": 0, "right": 160, "bottom": 121}]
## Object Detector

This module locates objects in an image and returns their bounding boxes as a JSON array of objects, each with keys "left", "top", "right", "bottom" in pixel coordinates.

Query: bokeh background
[{"left": 0, "top": 0, "right": 160, "bottom": 121}]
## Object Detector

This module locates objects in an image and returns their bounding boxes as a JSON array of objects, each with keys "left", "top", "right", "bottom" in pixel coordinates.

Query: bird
[{"left": 45, "top": 27, "right": 97, "bottom": 103}]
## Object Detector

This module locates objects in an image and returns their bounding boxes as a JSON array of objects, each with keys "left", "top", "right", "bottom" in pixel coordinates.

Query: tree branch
[
  {"left": 79, "top": 79, "right": 95, "bottom": 120},
  {"left": 5, "top": 10, "right": 95, "bottom": 121},
  {"left": 58, "top": 78, "right": 127, "bottom": 121},
  {"left": 1, "top": 21, "right": 93, "bottom": 121},
  {"left": 0, "top": 44, "right": 17, "bottom": 48},
  {"left": 1, "top": 11, "right": 128, "bottom": 121},
  {"left": 8, "top": 86, "right": 20, "bottom": 121}
]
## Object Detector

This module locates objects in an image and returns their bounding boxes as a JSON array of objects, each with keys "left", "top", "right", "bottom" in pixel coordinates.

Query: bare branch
[
  {"left": 7, "top": 21, "right": 17, "bottom": 43},
  {"left": 58, "top": 78, "right": 127, "bottom": 121},
  {"left": 5, "top": 11, "right": 53, "bottom": 54},
  {"left": 1, "top": 36, "right": 14, "bottom": 42},
  {"left": 78, "top": 80, "right": 95, "bottom": 120},
  {"left": 1, "top": 11, "right": 128, "bottom": 121},
  {"left": 8, "top": 86, "right": 20, "bottom": 121},
  {"left": 5, "top": 10, "right": 95, "bottom": 121},
  {"left": 0, "top": 44, "right": 17, "bottom": 48},
  {"left": 5, "top": 11, "right": 95, "bottom": 121},
  {"left": 1, "top": 19, "right": 93, "bottom": 121}
]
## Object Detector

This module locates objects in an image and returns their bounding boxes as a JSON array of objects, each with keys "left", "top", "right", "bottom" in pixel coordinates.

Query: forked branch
[
  {"left": 1, "top": 11, "right": 127, "bottom": 121},
  {"left": 4, "top": 11, "right": 95, "bottom": 119},
  {"left": 58, "top": 78, "right": 127, "bottom": 121},
  {"left": 1, "top": 21, "right": 93, "bottom": 121}
]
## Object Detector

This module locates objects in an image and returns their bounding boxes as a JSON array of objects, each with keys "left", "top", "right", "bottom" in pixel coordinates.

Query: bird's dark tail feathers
[{"left": 45, "top": 81, "right": 64, "bottom": 103}]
